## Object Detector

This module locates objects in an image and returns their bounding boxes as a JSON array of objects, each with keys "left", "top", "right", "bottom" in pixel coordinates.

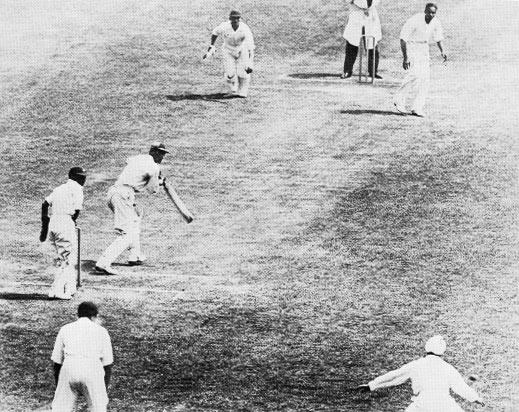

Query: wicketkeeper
[
  {"left": 203, "top": 10, "right": 255, "bottom": 98},
  {"left": 40, "top": 167, "right": 86, "bottom": 300}
]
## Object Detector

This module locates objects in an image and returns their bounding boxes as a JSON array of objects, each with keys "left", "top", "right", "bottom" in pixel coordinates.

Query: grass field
[{"left": 0, "top": 0, "right": 518, "bottom": 410}]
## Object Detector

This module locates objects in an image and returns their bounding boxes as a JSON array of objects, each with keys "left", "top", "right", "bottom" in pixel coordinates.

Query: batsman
[
  {"left": 95, "top": 143, "right": 169, "bottom": 275},
  {"left": 203, "top": 10, "right": 255, "bottom": 98}
]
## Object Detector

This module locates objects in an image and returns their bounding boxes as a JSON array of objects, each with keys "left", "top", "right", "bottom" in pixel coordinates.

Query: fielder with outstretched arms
[
  {"left": 203, "top": 10, "right": 255, "bottom": 98},
  {"left": 357, "top": 335, "right": 484, "bottom": 411},
  {"left": 40, "top": 167, "right": 87, "bottom": 300}
]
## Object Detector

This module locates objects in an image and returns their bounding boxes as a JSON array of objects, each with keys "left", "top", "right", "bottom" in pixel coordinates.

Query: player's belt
[{"left": 408, "top": 40, "right": 428, "bottom": 44}]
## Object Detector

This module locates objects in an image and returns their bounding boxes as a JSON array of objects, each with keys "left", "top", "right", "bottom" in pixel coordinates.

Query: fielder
[
  {"left": 393, "top": 3, "right": 447, "bottom": 117},
  {"left": 95, "top": 142, "right": 168, "bottom": 275},
  {"left": 341, "top": 0, "right": 383, "bottom": 79},
  {"left": 203, "top": 10, "right": 255, "bottom": 98},
  {"left": 40, "top": 167, "right": 86, "bottom": 300},
  {"left": 51, "top": 301, "right": 113, "bottom": 412},
  {"left": 358, "top": 335, "right": 484, "bottom": 411}
]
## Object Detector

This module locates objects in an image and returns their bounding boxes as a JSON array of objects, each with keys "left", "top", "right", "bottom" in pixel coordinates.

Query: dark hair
[
  {"left": 425, "top": 3, "right": 438, "bottom": 11},
  {"left": 78, "top": 301, "right": 99, "bottom": 318}
]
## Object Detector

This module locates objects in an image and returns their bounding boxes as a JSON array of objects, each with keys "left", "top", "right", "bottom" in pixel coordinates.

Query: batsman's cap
[
  {"left": 229, "top": 10, "right": 241, "bottom": 18},
  {"left": 425, "top": 335, "right": 446, "bottom": 355},
  {"left": 150, "top": 142, "right": 169, "bottom": 153},
  {"left": 68, "top": 166, "right": 87, "bottom": 177}
]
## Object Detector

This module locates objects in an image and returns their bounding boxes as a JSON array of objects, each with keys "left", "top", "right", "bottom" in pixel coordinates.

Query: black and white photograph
[{"left": 0, "top": 0, "right": 517, "bottom": 411}]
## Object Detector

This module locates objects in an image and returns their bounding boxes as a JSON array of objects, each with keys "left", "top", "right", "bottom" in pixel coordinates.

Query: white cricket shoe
[{"left": 393, "top": 102, "right": 407, "bottom": 114}]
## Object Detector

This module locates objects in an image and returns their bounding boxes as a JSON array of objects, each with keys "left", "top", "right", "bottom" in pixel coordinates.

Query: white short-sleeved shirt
[
  {"left": 115, "top": 154, "right": 161, "bottom": 193},
  {"left": 45, "top": 179, "right": 84, "bottom": 216},
  {"left": 212, "top": 21, "right": 254, "bottom": 54},
  {"left": 400, "top": 13, "right": 444, "bottom": 43},
  {"left": 368, "top": 355, "right": 482, "bottom": 404},
  {"left": 51, "top": 318, "right": 113, "bottom": 366},
  {"left": 343, "top": 0, "right": 382, "bottom": 44}
]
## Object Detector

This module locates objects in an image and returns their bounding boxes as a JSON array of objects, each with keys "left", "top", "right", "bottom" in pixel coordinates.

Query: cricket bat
[{"left": 163, "top": 181, "right": 194, "bottom": 223}]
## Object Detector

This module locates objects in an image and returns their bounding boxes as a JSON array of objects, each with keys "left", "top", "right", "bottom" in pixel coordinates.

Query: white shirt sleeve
[
  {"left": 74, "top": 187, "right": 84, "bottom": 211},
  {"left": 368, "top": 361, "right": 414, "bottom": 390},
  {"left": 399, "top": 16, "right": 415, "bottom": 41},
  {"left": 448, "top": 365, "right": 482, "bottom": 403},
  {"left": 51, "top": 328, "right": 65, "bottom": 364},
  {"left": 212, "top": 22, "right": 226, "bottom": 37},
  {"left": 99, "top": 328, "right": 114, "bottom": 366},
  {"left": 45, "top": 190, "right": 55, "bottom": 205},
  {"left": 244, "top": 25, "right": 255, "bottom": 51},
  {"left": 432, "top": 19, "right": 444, "bottom": 42}
]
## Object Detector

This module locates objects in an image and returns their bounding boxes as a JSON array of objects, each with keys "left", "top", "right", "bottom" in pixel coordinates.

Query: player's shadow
[
  {"left": 0, "top": 292, "right": 50, "bottom": 301},
  {"left": 288, "top": 73, "right": 341, "bottom": 79},
  {"left": 340, "top": 109, "right": 403, "bottom": 116},
  {"left": 166, "top": 93, "right": 241, "bottom": 102}
]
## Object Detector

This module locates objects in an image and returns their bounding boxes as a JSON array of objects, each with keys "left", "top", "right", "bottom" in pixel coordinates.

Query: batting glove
[{"left": 203, "top": 46, "right": 216, "bottom": 60}]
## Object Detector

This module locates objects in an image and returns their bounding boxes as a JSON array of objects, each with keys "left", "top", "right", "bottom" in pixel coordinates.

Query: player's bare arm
[
  {"left": 437, "top": 40, "right": 447, "bottom": 61},
  {"left": 400, "top": 39, "right": 410, "bottom": 69}
]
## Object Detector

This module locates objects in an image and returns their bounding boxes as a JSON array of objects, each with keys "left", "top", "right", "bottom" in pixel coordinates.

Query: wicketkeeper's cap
[
  {"left": 425, "top": 335, "right": 446, "bottom": 355},
  {"left": 68, "top": 166, "right": 87, "bottom": 177},
  {"left": 229, "top": 10, "right": 241, "bottom": 18},
  {"left": 150, "top": 142, "right": 169, "bottom": 153}
]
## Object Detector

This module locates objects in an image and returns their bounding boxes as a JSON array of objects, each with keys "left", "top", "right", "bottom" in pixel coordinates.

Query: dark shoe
[
  {"left": 368, "top": 73, "right": 383, "bottom": 80},
  {"left": 95, "top": 265, "right": 120, "bottom": 276},
  {"left": 340, "top": 72, "right": 352, "bottom": 79},
  {"left": 410, "top": 110, "right": 425, "bottom": 118},
  {"left": 128, "top": 260, "right": 145, "bottom": 266}
]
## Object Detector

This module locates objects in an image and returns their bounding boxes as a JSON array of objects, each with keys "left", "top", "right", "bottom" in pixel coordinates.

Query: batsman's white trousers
[
  {"left": 222, "top": 48, "right": 251, "bottom": 97},
  {"left": 48, "top": 216, "right": 77, "bottom": 297},
  {"left": 52, "top": 358, "right": 108, "bottom": 412},
  {"left": 394, "top": 43, "right": 430, "bottom": 113},
  {"left": 96, "top": 185, "right": 144, "bottom": 266}
]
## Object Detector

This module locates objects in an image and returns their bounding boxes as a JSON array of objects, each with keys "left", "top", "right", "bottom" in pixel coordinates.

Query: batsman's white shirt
[
  {"left": 368, "top": 355, "right": 482, "bottom": 411},
  {"left": 212, "top": 21, "right": 254, "bottom": 56},
  {"left": 51, "top": 318, "right": 113, "bottom": 412},
  {"left": 115, "top": 154, "right": 161, "bottom": 193}
]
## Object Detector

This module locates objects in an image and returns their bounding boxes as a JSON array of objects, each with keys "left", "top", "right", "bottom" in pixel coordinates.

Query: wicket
[
  {"left": 76, "top": 226, "right": 81, "bottom": 288},
  {"left": 358, "top": 35, "right": 376, "bottom": 84}
]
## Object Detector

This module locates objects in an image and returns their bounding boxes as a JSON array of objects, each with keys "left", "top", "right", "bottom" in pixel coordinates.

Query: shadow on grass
[
  {"left": 166, "top": 93, "right": 241, "bottom": 102},
  {"left": 0, "top": 292, "right": 50, "bottom": 301},
  {"left": 287, "top": 73, "right": 341, "bottom": 79},
  {"left": 340, "top": 109, "right": 403, "bottom": 116}
]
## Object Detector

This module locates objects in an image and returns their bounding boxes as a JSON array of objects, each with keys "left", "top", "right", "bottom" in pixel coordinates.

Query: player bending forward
[
  {"left": 95, "top": 143, "right": 168, "bottom": 275},
  {"left": 40, "top": 167, "right": 87, "bottom": 300},
  {"left": 358, "top": 335, "right": 484, "bottom": 411},
  {"left": 203, "top": 10, "right": 255, "bottom": 98}
]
